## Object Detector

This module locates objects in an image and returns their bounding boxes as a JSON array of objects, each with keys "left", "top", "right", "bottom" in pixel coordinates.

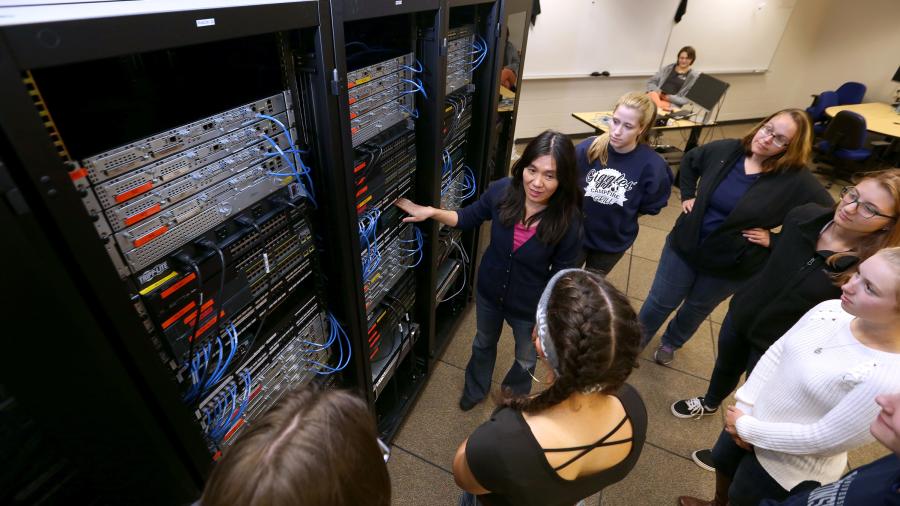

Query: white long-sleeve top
[{"left": 734, "top": 299, "right": 900, "bottom": 491}]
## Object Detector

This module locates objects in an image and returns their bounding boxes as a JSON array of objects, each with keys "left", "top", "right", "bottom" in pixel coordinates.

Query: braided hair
[{"left": 500, "top": 271, "right": 641, "bottom": 413}]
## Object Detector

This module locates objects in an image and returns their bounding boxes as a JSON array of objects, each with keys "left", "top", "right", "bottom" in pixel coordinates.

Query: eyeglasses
[
  {"left": 840, "top": 186, "right": 897, "bottom": 220},
  {"left": 377, "top": 437, "right": 391, "bottom": 463},
  {"left": 759, "top": 124, "right": 791, "bottom": 148}
]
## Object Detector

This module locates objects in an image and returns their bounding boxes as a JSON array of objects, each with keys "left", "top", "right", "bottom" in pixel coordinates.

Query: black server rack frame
[
  {"left": 329, "top": 1, "right": 442, "bottom": 441},
  {"left": 429, "top": 0, "right": 503, "bottom": 361},
  {"left": 0, "top": 2, "right": 364, "bottom": 503}
]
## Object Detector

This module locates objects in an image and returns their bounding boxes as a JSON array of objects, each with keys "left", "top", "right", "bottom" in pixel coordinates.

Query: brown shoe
[
  {"left": 676, "top": 470, "right": 730, "bottom": 506},
  {"left": 677, "top": 497, "right": 716, "bottom": 506}
]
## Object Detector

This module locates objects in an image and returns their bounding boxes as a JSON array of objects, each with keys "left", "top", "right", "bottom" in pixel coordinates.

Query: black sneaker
[
  {"left": 671, "top": 396, "right": 719, "bottom": 419},
  {"left": 691, "top": 449, "right": 715, "bottom": 472}
]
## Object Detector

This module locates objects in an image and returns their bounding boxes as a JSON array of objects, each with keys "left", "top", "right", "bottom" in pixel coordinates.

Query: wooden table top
[
  {"left": 572, "top": 110, "right": 706, "bottom": 133},
  {"left": 498, "top": 85, "right": 515, "bottom": 112},
  {"left": 825, "top": 102, "right": 900, "bottom": 138}
]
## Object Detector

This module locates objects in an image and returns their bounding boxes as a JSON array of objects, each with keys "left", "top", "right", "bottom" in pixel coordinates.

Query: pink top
[{"left": 513, "top": 222, "right": 537, "bottom": 251}]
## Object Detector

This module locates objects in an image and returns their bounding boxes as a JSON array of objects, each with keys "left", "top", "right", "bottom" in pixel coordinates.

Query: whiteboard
[
  {"left": 523, "top": 0, "right": 680, "bottom": 79},
  {"left": 664, "top": 0, "right": 798, "bottom": 74},
  {"left": 523, "top": 0, "right": 797, "bottom": 79}
]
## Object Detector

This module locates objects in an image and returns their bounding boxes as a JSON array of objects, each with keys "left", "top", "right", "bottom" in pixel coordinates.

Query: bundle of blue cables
[
  {"left": 304, "top": 312, "right": 352, "bottom": 375},
  {"left": 359, "top": 208, "right": 382, "bottom": 280},
  {"left": 398, "top": 226, "right": 424, "bottom": 268},
  {"left": 470, "top": 35, "right": 488, "bottom": 70},
  {"left": 204, "top": 368, "right": 252, "bottom": 443},
  {"left": 256, "top": 113, "right": 318, "bottom": 208},
  {"left": 183, "top": 322, "right": 239, "bottom": 402}
]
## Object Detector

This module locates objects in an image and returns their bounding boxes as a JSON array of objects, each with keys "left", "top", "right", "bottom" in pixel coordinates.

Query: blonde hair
[
  {"left": 740, "top": 108, "right": 813, "bottom": 173},
  {"left": 830, "top": 169, "right": 900, "bottom": 283},
  {"left": 873, "top": 246, "right": 900, "bottom": 306},
  {"left": 587, "top": 91, "right": 658, "bottom": 166}
]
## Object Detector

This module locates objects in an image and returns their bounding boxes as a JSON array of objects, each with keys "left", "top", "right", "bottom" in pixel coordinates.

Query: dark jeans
[
  {"left": 579, "top": 248, "right": 626, "bottom": 275},
  {"left": 703, "top": 312, "right": 765, "bottom": 408},
  {"left": 459, "top": 492, "right": 592, "bottom": 506},
  {"left": 638, "top": 239, "right": 745, "bottom": 349},
  {"left": 462, "top": 293, "right": 536, "bottom": 403},
  {"left": 710, "top": 430, "right": 809, "bottom": 506}
]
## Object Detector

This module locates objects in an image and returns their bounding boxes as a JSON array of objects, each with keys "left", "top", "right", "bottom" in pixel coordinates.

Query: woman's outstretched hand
[{"left": 395, "top": 198, "right": 433, "bottom": 223}]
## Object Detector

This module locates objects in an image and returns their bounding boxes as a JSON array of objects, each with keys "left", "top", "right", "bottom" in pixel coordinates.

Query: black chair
[{"left": 814, "top": 110, "right": 872, "bottom": 188}]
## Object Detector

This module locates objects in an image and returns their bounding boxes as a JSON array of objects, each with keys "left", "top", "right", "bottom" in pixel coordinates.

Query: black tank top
[{"left": 465, "top": 383, "right": 648, "bottom": 506}]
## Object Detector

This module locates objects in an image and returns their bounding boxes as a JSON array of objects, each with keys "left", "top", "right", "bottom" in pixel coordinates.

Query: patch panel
[
  {"left": 195, "top": 295, "right": 330, "bottom": 449},
  {"left": 82, "top": 92, "right": 290, "bottom": 184}
]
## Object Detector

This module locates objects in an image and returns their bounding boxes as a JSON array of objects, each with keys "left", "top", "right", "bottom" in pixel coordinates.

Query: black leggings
[{"left": 703, "top": 311, "right": 764, "bottom": 408}]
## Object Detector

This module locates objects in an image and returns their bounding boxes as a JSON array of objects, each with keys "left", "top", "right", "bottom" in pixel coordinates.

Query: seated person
[
  {"left": 646, "top": 46, "right": 699, "bottom": 112},
  {"left": 453, "top": 269, "right": 646, "bottom": 506},
  {"left": 200, "top": 387, "right": 391, "bottom": 506},
  {"left": 500, "top": 39, "right": 521, "bottom": 91}
]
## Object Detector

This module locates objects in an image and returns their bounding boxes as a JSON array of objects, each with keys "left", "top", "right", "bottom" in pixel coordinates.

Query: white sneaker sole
[{"left": 691, "top": 450, "right": 716, "bottom": 472}]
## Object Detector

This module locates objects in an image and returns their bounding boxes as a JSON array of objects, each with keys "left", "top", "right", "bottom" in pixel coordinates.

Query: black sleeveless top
[{"left": 465, "top": 384, "right": 647, "bottom": 506}]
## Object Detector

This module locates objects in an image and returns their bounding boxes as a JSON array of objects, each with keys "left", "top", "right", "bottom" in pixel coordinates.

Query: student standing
[
  {"left": 639, "top": 109, "right": 833, "bottom": 365},
  {"left": 395, "top": 130, "right": 582, "bottom": 410},
  {"left": 646, "top": 46, "right": 700, "bottom": 112},
  {"left": 679, "top": 248, "right": 900, "bottom": 506},
  {"left": 761, "top": 391, "right": 900, "bottom": 506},
  {"left": 671, "top": 170, "right": 900, "bottom": 471},
  {"left": 576, "top": 91, "right": 673, "bottom": 274},
  {"left": 453, "top": 269, "right": 646, "bottom": 506}
]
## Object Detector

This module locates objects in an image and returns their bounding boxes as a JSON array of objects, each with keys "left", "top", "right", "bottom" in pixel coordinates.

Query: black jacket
[
  {"left": 671, "top": 139, "right": 833, "bottom": 279},
  {"left": 456, "top": 178, "right": 582, "bottom": 321},
  {"left": 729, "top": 203, "right": 857, "bottom": 351}
]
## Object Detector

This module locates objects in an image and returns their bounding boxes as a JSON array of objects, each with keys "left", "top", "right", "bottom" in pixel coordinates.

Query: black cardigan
[
  {"left": 729, "top": 203, "right": 857, "bottom": 352},
  {"left": 671, "top": 139, "right": 833, "bottom": 279},
  {"left": 456, "top": 178, "right": 582, "bottom": 321}
]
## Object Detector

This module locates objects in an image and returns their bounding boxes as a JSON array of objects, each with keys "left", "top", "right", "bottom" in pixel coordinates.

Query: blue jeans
[
  {"left": 703, "top": 312, "right": 764, "bottom": 408},
  {"left": 711, "top": 430, "right": 818, "bottom": 506},
  {"left": 638, "top": 239, "right": 745, "bottom": 349},
  {"left": 463, "top": 293, "right": 536, "bottom": 403}
]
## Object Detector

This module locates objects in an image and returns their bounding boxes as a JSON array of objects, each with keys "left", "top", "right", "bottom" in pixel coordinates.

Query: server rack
[
  {"left": 0, "top": 2, "right": 358, "bottom": 503},
  {"left": 0, "top": 0, "right": 513, "bottom": 501}
]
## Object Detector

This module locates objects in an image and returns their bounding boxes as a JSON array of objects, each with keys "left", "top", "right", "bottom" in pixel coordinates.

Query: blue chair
[
  {"left": 835, "top": 81, "right": 866, "bottom": 105},
  {"left": 806, "top": 91, "right": 839, "bottom": 136},
  {"left": 814, "top": 110, "right": 872, "bottom": 188}
]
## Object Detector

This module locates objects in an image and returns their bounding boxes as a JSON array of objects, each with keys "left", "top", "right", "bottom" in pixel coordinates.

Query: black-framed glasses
[
  {"left": 377, "top": 437, "right": 391, "bottom": 463},
  {"left": 840, "top": 186, "right": 897, "bottom": 220},
  {"left": 759, "top": 124, "right": 790, "bottom": 148}
]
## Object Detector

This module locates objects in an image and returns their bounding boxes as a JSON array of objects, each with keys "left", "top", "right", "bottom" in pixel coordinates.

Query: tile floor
[{"left": 386, "top": 125, "right": 890, "bottom": 505}]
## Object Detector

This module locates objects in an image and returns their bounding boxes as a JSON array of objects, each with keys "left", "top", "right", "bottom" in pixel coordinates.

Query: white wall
[{"left": 513, "top": 0, "right": 899, "bottom": 138}]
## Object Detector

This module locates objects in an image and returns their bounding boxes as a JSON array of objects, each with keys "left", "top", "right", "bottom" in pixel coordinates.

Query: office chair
[
  {"left": 814, "top": 110, "right": 872, "bottom": 188},
  {"left": 835, "top": 81, "right": 866, "bottom": 105},
  {"left": 806, "top": 90, "right": 839, "bottom": 136}
]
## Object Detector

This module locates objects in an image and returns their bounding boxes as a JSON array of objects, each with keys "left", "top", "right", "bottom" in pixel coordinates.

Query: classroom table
[
  {"left": 571, "top": 110, "right": 712, "bottom": 152},
  {"left": 825, "top": 102, "right": 900, "bottom": 138},
  {"left": 498, "top": 85, "right": 515, "bottom": 113}
]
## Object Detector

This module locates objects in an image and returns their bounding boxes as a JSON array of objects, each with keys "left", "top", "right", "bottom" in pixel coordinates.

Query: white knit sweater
[{"left": 734, "top": 299, "right": 900, "bottom": 491}]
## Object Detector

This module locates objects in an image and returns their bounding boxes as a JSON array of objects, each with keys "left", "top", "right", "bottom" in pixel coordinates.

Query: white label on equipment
[
  {"left": 263, "top": 253, "right": 271, "bottom": 274},
  {"left": 395, "top": 0, "right": 402, "bottom": 5},
  {"left": 196, "top": 18, "right": 216, "bottom": 27}
]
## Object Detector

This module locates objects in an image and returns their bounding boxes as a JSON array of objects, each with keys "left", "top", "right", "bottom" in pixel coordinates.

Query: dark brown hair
[
  {"left": 829, "top": 169, "right": 900, "bottom": 284},
  {"left": 498, "top": 130, "right": 582, "bottom": 245},
  {"left": 201, "top": 387, "right": 390, "bottom": 506},
  {"left": 500, "top": 271, "right": 641, "bottom": 413},
  {"left": 740, "top": 108, "right": 813, "bottom": 173},
  {"left": 678, "top": 46, "right": 696, "bottom": 64}
]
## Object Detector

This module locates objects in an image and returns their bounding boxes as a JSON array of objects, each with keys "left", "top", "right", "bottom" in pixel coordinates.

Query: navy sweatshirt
[
  {"left": 576, "top": 139, "right": 673, "bottom": 253},
  {"left": 455, "top": 177, "right": 582, "bottom": 321}
]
